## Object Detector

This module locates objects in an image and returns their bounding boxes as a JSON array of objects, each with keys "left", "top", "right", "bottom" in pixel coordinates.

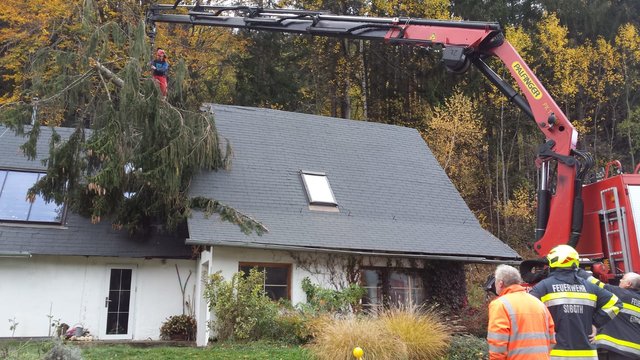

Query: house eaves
[{"left": 190, "top": 238, "right": 521, "bottom": 265}]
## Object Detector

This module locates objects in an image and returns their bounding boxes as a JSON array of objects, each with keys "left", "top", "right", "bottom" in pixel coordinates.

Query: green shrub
[
  {"left": 300, "top": 277, "right": 365, "bottom": 314},
  {"left": 203, "top": 269, "right": 279, "bottom": 341},
  {"left": 159, "top": 314, "right": 196, "bottom": 340},
  {"left": 273, "top": 309, "right": 313, "bottom": 345},
  {"left": 445, "top": 335, "right": 488, "bottom": 360}
]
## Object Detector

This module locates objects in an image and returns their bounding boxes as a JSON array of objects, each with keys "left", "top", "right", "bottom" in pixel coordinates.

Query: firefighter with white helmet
[{"left": 530, "top": 244, "right": 622, "bottom": 360}]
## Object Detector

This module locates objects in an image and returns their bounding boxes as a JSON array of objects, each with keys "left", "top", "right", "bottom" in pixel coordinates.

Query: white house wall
[{"left": 0, "top": 255, "right": 196, "bottom": 340}]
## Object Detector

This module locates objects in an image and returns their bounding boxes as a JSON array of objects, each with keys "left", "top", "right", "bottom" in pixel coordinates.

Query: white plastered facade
[{"left": 0, "top": 255, "right": 196, "bottom": 340}]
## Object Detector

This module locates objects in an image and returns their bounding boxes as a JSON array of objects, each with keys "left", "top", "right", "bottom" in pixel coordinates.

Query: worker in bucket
[
  {"left": 487, "top": 264, "right": 555, "bottom": 359},
  {"left": 575, "top": 270, "right": 640, "bottom": 360},
  {"left": 530, "top": 244, "right": 622, "bottom": 360},
  {"left": 150, "top": 48, "right": 169, "bottom": 98}
]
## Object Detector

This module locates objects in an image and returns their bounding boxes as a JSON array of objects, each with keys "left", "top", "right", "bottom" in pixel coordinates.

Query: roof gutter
[
  {"left": 187, "top": 239, "right": 521, "bottom": 265},
  {"left": 0, "top": 251, "right": 32, "bottom": 258}
]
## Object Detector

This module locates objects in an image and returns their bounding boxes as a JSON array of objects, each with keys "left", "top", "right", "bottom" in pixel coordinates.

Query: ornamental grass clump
[
  {"left": 309, "top": 316, "right": 408, "bottom": 360},
  {"left": 381, "top": 306, "right": 451, "bottom": 360},
  {"left": 309, "top": 306, "right": 451, "bottom": 360}
]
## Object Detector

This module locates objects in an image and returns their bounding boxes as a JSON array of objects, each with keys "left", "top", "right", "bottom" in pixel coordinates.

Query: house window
[
  {"left": 389, "top": 271, "right": 426, "bottom": 306},
  {"left": 300, "top": 171, "right": 337, "bottom": 206},
  {"left": 361, "top": 268, "right": 426, "bottom": 309},
  {"left": 362, "top": 269, "right": 384, "bottom": 307},
  {"left": 239, "top": 263, "right": 291, "bottom": 301},
  {"left": 0, "top": 170, "right": 63, "bottom": 223}
]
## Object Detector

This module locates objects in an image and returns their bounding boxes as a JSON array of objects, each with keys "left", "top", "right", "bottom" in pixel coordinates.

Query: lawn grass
[
  {"left": 84, "top": 342, "right": 311, "bottom": 360},
  {"left": 0, "top": 340, "right": 311, "bottom": 360},
  {"left": 0, "top": 340, "right": 54, "bottom": 360}
]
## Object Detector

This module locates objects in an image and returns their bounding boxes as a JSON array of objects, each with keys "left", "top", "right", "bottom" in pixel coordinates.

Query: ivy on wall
[{"left": 422, "top": 260, "right": 467, "bottom": 312}]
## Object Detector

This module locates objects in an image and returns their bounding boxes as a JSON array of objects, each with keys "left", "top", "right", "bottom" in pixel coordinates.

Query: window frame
[
  {"left": 238, "top": 262, "right": 292, "bottom": 301},
  {"left": 0, "top": 169, "right": 65, "bottom": 225},
  {"left": 300, "top": 171, "right": 338, "bottom": 207},
  {"left": 359, "top": 267, "right": 426, "bottom": 309}
]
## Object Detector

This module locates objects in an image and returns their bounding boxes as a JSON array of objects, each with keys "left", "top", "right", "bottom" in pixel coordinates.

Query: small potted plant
[{"left": 159, "top": 314, "right": 196, "bottom": 341}]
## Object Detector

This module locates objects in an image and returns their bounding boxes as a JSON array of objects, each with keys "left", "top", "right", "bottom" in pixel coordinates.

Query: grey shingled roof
[
  {"left": 0, "top": 126, "right": 192, "bottom": 259},
  {"left": 187, "top": 105, "right": 519, "bottom": 261}
]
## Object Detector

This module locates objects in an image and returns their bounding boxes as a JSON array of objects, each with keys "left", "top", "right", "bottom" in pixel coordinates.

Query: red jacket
[{"left": 488, "top": 284, "right": 556, "bottom": 360}]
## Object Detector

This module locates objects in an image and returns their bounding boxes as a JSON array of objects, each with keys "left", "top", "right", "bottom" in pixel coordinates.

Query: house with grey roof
[
  {"left": 189, "top": 104, "right": 519, "bottom": 345},
  {"left": 0, "top": 105, "right": 519, "bottom": 345}
]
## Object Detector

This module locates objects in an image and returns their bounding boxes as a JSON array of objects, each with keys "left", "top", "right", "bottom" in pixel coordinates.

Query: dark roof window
[
  {"left": 300, "top": 171, "right": 337, "bottom": 206},
  {"left": 0, "top": 170, "right": 63, "bottom": 223}
]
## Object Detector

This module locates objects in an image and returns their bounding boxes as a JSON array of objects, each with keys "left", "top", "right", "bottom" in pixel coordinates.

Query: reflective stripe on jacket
[
  {"left": 549, "top": 348, "right": 597, "bottom": 359},
  {"left": 530, "top": 269, "right": 622, "bottom": 360},
  {"left": 587, "top": 276, "right": 640, "bottom": 358},
  {"left": 487, "top": 284, "right": 555, "bottom": 360}
]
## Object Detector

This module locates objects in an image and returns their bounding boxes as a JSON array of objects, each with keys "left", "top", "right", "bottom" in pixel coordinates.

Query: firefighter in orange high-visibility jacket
[
  {"left": 487, "top": 264, "right": 556, "bottom": 360},
  {"left": 576, "top": 270, "right": 640, "bottom": 360},
  {"left": 530, "top": 245, "right": 622, "bottom": 360}
]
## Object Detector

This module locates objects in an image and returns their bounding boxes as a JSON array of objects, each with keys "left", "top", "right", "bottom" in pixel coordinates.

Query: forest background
[{"left": 1, "top": 0, "right": 640, "bottom": 255}]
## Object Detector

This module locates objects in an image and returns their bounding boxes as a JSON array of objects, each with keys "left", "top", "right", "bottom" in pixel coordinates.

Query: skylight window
[{"left": 300, "top": 171, "right": 337, "bottom": 206}]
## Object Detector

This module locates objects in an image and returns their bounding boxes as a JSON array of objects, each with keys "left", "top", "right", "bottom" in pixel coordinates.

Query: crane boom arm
[{"left": 146, "top": 4, "right": 584, "bottom": 257}]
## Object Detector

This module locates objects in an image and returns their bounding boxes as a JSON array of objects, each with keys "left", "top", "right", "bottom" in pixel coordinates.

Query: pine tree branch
[
  {"left": 0, "top": 70, "right": 94, "bottom": 110},
  {"left": 190, "top": 196, "right": 269, "bottom": 235},
  {"left": 165, "top": 101, "right": 186, "bottom": 126},
  {"left": 96, "top": 67, "right": 113, "bottom": 102},
  {"left": 90, "top": 58, "right": 124, "bottom": 88},
  {"left": 39, "top": 70, "right": 95, "bottom": 103}
]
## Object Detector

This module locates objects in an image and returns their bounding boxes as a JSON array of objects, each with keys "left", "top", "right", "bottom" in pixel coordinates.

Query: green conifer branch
[{"left": 2, "top": 1, "right": 266, "bottom": 238}]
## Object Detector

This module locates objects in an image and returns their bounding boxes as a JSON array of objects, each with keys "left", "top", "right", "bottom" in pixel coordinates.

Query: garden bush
[
  {"left": 159, "top": 314, "right": 196, "bottom": 341},
  {"left": 300, "top": 277, "right": 365, "bottom": 314},
  {"left": 273, "top": 309, "right": 315, "bottom": 345},
  {"left": 203, "top": 269, "right": 279, "bottom": 341},
  {"left": 445, "top": 335, "right": 488, "bottom": 360},
  {"left": 456, "top": 305, "right": 488, "bottom": 338}
]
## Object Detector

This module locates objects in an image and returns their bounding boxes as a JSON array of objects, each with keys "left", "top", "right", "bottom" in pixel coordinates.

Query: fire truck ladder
[{"left": 600, "top": 187, "right": 633, "bottom": 275}]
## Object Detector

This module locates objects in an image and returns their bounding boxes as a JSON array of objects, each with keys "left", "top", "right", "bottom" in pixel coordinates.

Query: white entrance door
[{"left": 101, "top": 266, "right": 137, "bottom": 339}]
